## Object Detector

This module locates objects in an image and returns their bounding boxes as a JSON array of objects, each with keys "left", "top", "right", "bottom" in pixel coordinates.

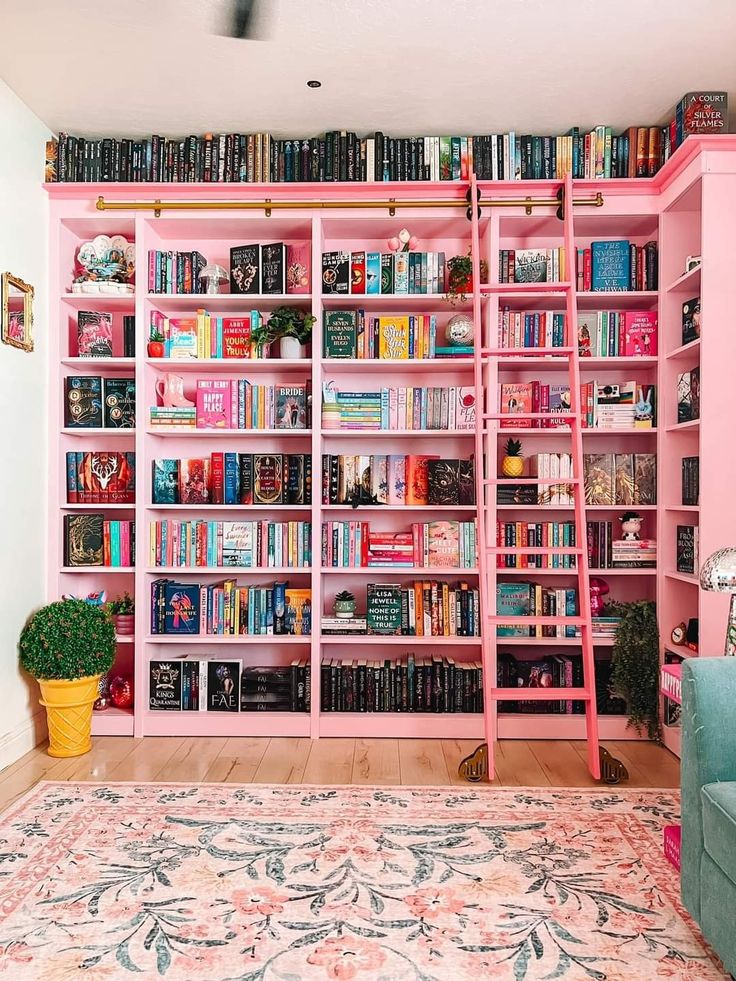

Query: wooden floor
[{"left": 0, "top": 736, "right": 679, "bottom": 814}]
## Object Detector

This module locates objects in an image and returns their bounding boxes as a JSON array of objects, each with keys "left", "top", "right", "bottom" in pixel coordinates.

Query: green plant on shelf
[
  {"left": 107, "top": 593, "right": 135, "bottom": 616},
  {"left": 607, "top": 598, "right": 660, "bottom": 741}
]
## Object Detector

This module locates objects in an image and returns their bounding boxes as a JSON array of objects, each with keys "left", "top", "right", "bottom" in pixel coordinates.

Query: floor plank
[
  {"left": 302, "top": 738, "right": 355, "bottom": 785},
  {"left": 203, "top": 738, "right": 270, "bottom": 783},
  {"left": 494, "top": 740, "right": 549, "bottom": 786},
  {"left": 158, "top": 738, "right": 228, "bottom": 783},
  {"left": 398, "top": 739, "right": 450, "bottom": 785},
  {"left": 440, "top": 739, "right": 493, "bottom": 786},
  {"left": 352, "top": 739, "right": 401, "bottom": 785},
  {"left": 63, "top": 736, "right": 138, "bottom": 782},
  {"left": 107, "top": 737, "right": 185, "bottom": 782},
  {"left": 529, "top": 740, "right": 599, "bottom": 787},
  {"left": 252, "top": 737, "right": 312, "bottom": 784},
  {"left": 608, "top": 740, "right": 680, "bottom": 789},
  {"left": 0, "top": 754, "right": 80, "bottom": 813}
]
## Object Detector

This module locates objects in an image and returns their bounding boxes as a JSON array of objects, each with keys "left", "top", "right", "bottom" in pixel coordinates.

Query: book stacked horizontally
[
  {"left": 150, "top": 407, "right": 196, "bottom": 428},
  {"left": 611, "top": 538, "right": 657, "bottom": 568}
]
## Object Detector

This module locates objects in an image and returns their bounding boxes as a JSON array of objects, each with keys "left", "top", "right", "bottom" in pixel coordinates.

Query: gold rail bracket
[
  {"left": 524, "top": 197, "right": 533, "bottom": 216},
  {"left": 388, "top": 198, "right": 396, "bottom": 217},
  {"left": 265, "top": 199, "right": 272, "bottom": 217},
  {"left": 459, "top": 743, "right": 489, "bottom": 782},
  {"left": 154, "top": 200, "right": 162, "bottom": 218},
  {"left": 599, "top": 747, "right": 629, "bottom": 784}
]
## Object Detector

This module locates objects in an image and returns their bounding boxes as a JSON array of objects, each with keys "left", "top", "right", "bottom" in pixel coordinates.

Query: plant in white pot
[{"left": 267, "top": 306, "right": 315, "bottom": 360}]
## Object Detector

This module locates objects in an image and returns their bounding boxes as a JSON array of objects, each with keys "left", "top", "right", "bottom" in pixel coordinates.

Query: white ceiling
[{"left": 1, "top": 0, "right": 735, "bottom": 139}]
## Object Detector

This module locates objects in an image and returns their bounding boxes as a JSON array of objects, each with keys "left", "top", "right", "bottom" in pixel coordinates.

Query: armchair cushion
[{"left": 702, "top": 782, "right": 736, "bottom": 888}]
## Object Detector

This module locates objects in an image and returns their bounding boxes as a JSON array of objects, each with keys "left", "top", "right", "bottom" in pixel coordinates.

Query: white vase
[{"left": 279, "top": 336, "right": 305, "bottom": 360}]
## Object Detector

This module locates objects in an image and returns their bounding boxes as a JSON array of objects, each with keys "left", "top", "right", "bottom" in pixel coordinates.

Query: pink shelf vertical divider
[{"left": 310, "top": 213, "right": 323, "bottom": 739}]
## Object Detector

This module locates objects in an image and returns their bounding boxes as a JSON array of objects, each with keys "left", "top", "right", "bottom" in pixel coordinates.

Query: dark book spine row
[
  {"left": 319, "top": 655, "right": 483, "bottom": 713},
  {"left": 151, "top": 453, "right": 312, "bottom": 506},
  {"left": 123, "top": 316, "right": 136, "bottom": 357},
  {"left": 587, "top": 521, "right": 613, "bottom": 569},
  {"left": 497, "top": 653, "right": 586, "bottom": 715},
  {"left": 681, "top": 456, "right": 699, "bottom": 506},
  {"left": 497, "top": 521, "right": 577, "bottom": 569},
  {"left": 147, "top": 250, "right": 207, "bottom": 294}
]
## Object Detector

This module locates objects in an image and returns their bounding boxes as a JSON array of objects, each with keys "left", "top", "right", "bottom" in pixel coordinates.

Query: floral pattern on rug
[{"left": 0, "top": 783, "right": 723, "bottom": 980}]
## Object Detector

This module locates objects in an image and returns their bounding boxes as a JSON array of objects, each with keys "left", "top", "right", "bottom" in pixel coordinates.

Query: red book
[
  {"left": 210, "top": 453, "right": 225, "bottom": 505},
  {"left": 624, "top": 311, "right": 658, "bottom": 357},
  {"left": 406, "top": 455, "right": 437, "bottom": 506},
  {"left": 583, "top": 248, "right": 592, "bottom": 291},
  {"left": 351, "top": 251, "right": 366, "bottom": 294},
  {"left": 286, "top": 242, "right": 311, "bottom": 295},
  {"left": 222, "top": 317, "right": 251, "bottom": 359}
]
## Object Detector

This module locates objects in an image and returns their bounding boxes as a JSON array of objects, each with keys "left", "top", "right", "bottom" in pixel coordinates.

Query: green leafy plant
[
  {"left": 266, "top": 306, "right": 316, "bottom": 344},
  {"left": 335, "top": 590, "right": 355, "bottom": 603},
  {"left": 446, "top": 251, "right": 488, "bottom": 306},
  {"left": 107, "top": 593, "right": 134, "bottom": 616},
  {"left": 19, "top": 599, "right": 116, "bottom": 681},
  {"left": 608, "top": 599, "right": 660, "bottom": 740},
  {"left": 149, "top": 327, "right": 164, "bottom": 342}
]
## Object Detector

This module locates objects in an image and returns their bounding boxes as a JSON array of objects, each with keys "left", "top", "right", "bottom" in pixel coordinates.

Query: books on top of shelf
[
  {"left": 675, "top": 92, "right": 728, "bottom": 145},
  {"left": 64, "top": 376, "right": 136, "bottom": 429},
  {"left": 497, "top": 653, "right": 583, "bottom": 713},
  {"left": 496, "top": 582, "right": 578, "bottom": 637},
  {"left": 676, "top": 525, "right": 699, "bottom": 575},
  {"left": 150, "top": 660, "right": 310, "bottom": 713},
  {"left": 63, "top": 513, "right": 135, "bottom": 567},
  {"left": 152, "top": 453, "right": 311, "bottom": 506},
  {"left": 323, "top": 384, "right": 475, "bottom": 430},
  {"left": 681, "top": 297, "right": 700, "bottom": 346},
  {"left": 366, "top": 583, "right": 404, "bottom": 635},
  {"left": 577, "top": 241, "right": 658, "bottom": 292},
  {"left": 321, "top": 454, "right": 474, "bottom": 507},
  {"left": 150, "top": 579, "right": 311, "bottom": 636},
  {"left": 583, "top": 453, "right": 657, "bottom": 505},
  {"left": 682, "top": 456, "right": 699, "bottom": 506},
  {"left": 322, "top": 581, "right": 480, "bottom": 637},
  {"left": 527, "top": 454, "right": 575, "bottom": 506},
  {"left": 320, "top": 654, "right": 483, "bottom": 714},
  {"left": 321, "top": 520, "right": 477, "bottom": 569},
  {"left": 498, "top": 248, "right": 566, "bottom": 284},
  {"left": 322, "top": 251, "right": 446, "bottom": 295},
  {"left": 496, "top": 521, "right": 577, "bottom": 569},
  {"left": 323, "top": 311, "right": 440, "bottom": 360},
  {"left": 148, "top": 250, "right": 207, "bottom": 294},
  {"left": 610, "top": 538, "right": 657, "bottom": 568},
  {"left": 66, "top": 451, "right": 136, "bottom": 504},
  {"left": 150, "top": 519, "right": 312, "bottom": 569},
  {"left": 498, "top": 308, "right": 568, "bottom": 349},
  {"left": 677, "top": 368, "right": 700, "bottom": 422}
]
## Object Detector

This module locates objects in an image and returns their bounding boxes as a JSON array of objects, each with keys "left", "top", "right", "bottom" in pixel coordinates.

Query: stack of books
[
  {"left": 150, "top": 311, "right": 260, "bottom": 360},
  {"left": 611, "top": 539, "right": 657, "bottom": 568},
  {"left": 499, "top": 248, "right": 566, "bottom": 284},
  {"left": 149, "top": 519, "right": 312, "bottom": 569},
  {"left": 149, "top": 659, "right": 310, "bottom": 713},
  {"left": 592, "top": 616, "right": 621, "bottom": 639},
  {"left": 150, "top": 406, "right": 196, "bottom": 428},
  {"left": 326, "top": 386, "right": 475, "bottom": 431},
  {"left": 578, "top": 310, "right": 657, "bottom": 358}
]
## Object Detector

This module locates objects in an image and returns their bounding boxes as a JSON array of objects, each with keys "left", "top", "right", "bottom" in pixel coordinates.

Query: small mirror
[{"left": 1, "top": 272, "right": 34, "bottom": 352}]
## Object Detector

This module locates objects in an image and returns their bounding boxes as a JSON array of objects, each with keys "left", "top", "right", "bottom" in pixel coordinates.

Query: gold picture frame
[{"left": 1, "top": 272, "right": 34, "bottom": 352}]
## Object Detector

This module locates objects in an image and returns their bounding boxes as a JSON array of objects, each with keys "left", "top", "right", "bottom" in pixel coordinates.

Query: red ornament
[{"left": 110, "top": 675, "right": 134, "bottom": 709}]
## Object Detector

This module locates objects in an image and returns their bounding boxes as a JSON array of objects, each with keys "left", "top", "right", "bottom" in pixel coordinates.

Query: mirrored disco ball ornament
[
  {"left": 445, "top": 314, "right": 473, "bottom": 347},
  {"left": 94, "top": 673, "right": 111, "bottom": 711}
]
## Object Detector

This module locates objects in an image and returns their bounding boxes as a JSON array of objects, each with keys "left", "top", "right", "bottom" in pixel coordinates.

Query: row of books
[
  {"left": 496, "top": 521, "right": 577, "bottom": 569},
  {"left": 229, "top": 243, "right": 309, "bottom": 295},
  {"left": 149, "top": 310, "right": 262, "bottom": 360},
  {"left": 676, "top": 526, "right": 699, "bottom": 576},
  {"left": 66, "top": 451, "right": 136, "bottom": 504},
  {"left": 323, "top": 311, "right": 443, "bottom": 360},
  {"left": 76, "top": 312, "right": 135, "bottom": 358},
  {"left": 63, "top": 514, "right": 135, "bottom": 567},
  {"left": 497, "top": 653, "right": 583, "bottom": 713},
  {"left": 322, "top": 250, "right": 446, "bottom": 296},
  {"left": 323, "top": 581, "right": 481, "bottom": 637},
  {"left": 682, "top": 456, "right": 699, "bottom": 506},
  {"left": 578, "top": 310, "right": 657, "bottom": 358},
  {"left": 150, "top": 579, "right": 311, "bottom": 636},
  {"left": 575, "top": 241, "right": 658, "bottom": 293},
  {"left": 149, "top": 520, "right": 312, "bottom": 569},
  {"left": 320, "top": 655, "right": 483, "bottom": 714},
  {"left": 496, "top": 583, "right": 578, "bottom": 638},
  {"left": 148, "top": 250, "right": 207, "bottom": 294},
  {"left": 149, "top": 661, "right": 309, "bottom": 713},
  {"left": 321, "top": 521, "right": 478, "bottom": 569},
  {"left": 584, "top": 453, "right": 657, "bottom": 506},
  {"left": 500, "top": 380, "right": 655, "bottom": 430},
  {"left": 151, "top": 381, "right": 311, "bottom": 431},
  {"left": 152, "top": 454, "right": 311, "bottom": 506},
  {"left": 499, "top": 248, "right": 567, "bottom": 285},
  {"left": 64, "top": 376, "right": 135, "bottom": 429},
  {"left": 324, "top": 385, "right": 475, "bottom": 431},
  {"left": 321, "top": 455, "right": 475, "bottom": 507},
  {"left": 525, "top": 454, "right": 574, "bottom": 506},
  {"left": 677, "top": 369, "right": 701, "bottom": 423}
]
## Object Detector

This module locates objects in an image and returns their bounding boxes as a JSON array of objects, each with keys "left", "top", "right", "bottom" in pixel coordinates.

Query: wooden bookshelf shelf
[
  {"left": 92, "top": 707, "right": 135, "bottom": 737},
  {"left": 145, "top": 635, "right": 310, "bottom": 644},
  {"left": 497, "top": 567, "right": 656, "bottom": 577},
  {"left": 666, "top": 419, "right": 700, "bottom": 432},
  {"left": 62, "top": 503, "right": 134, "bottom": 510},
  {"left": 576, "top": 290, "right": 658, "bottom": 306},
  {"left": 146, "top": 567, "right": 310, "bottom": 575},
  {"left": 320, "top": 635, "right": 481, "bottom": 645},
  {"left": 665, "top": 570, "right": 699, "bottom": 585},
  {"left": 666, "top": 339, "right": 701, "bottom": 361},
  {"left": 146, "top": 293, "right": 311, "bottom": 309},
  {"left": 62, "top": 357, "right": 136, "bottom": 369},
  {"left": 665, "top": 505, "right": 700, "bottom": 513},
  {"left": 666, "top": 264, "right": 701, "bottom": 293},
  {"left": 61, "top": 428, "right": 136, "bottom": 437},
  {"left": 320, "top": 567, "right": 479, "bottom": 575},
  {"left": 61, "top": 293, "right": 134, "bottom": 305},
  {"left": 321, "top": 293, "right": 473, "bottom": 310},
  {"left": 147, "top": 503, "right": 312, "bottom": 512},
  {"left": 146, "top": 358, "right": 311, "bottom": 372},
  {"left": 321, "top": 504, "right": 478, "bottom": 513},
  {"left": 147, "top": 428, "right": 311, "bottom": 438},
  {"left": 60, "top": 566, "right": 134, "bottom": 573},
  {"left": 321, "top": 359, "right": 473, "bottom": 372}
]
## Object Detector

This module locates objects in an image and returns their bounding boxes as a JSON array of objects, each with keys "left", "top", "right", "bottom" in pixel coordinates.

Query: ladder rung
[
  {"left": 483, "top": 347, "right": 574, "bottom": 357},
  {"left": 488, "top": 547, "right": 583, "bottom": 555},
  {"left": 488, "top": 615, "right": 587, "bottom": 625},
  {"left": 492, "top": 687, "right": 591, "bottom": 701},
  {"left": 485, "top": 477, "right": 579, "bottom": 485},
  {"left": 485, "top": 413, "right": 578, "bottom": 421}
]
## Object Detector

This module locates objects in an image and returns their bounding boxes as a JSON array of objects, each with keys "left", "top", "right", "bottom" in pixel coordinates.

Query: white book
[
  {"left": 502, "top": 134, "right": 509, "bottom": 182},
  {"left": 491, "top": 134, "right": 498, "bottom": 181},
  {"left": 508, "top": 132, "right": 516, "bottom": 179},
  {"left": 366, "top": 138, "right": 375, "bottom": 182},
  {"left": 199, "top": 660, "right": 207, "bottom": 712}
]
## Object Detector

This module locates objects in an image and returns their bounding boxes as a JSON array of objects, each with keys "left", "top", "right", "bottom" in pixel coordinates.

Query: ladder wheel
[
  {"left": 466, "top": 206, "right": 482, "bottom": 222},
  {"left": 465, "top": 187, "right": 482, "bottom": 203},
  {"left": 555, "top": 186, "right": 565, "bottom": 221},
  {"left": 458, "top": 743, "right": 489, "bottom": 782}
]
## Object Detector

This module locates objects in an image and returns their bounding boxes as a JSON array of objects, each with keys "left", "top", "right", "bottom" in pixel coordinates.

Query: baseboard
[{"left": 0, "top": 711, "right": 47, "bottom": 771}]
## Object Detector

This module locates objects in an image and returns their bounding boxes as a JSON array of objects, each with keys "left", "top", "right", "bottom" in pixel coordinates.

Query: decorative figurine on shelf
[
  {"left": 198, "top": 263, "right": 228, "bottom": 295},
  {"left": 334, "top": 591, "right": 356, "bottom": 620},
  {"left": 155, "top": 373, "right": 195, "bottom": 408},
  {"left": 62, "top": 590, "right": 107, "bottom": 607},
  {"left": 501, "top": 438, "right": 524, "bottom": 478},
  {"left": 94, "top": 673, "right": 112, "bottom": 712},
  {"left": 109, "top": 675, "right": 134, "bottom": 709},
  {"left": 633, "top": 389, "right": 654, "bottom": 428},
  {"left": 589, "top": 577, "right": 610, "bottom": 618},
  {"left": 445, "top": 313, "right": 474, "bottom": 348},
  {"left": 619, "top": 511, "right": 643, "bottom": 541},
  {"left": 72, "top": 235, "right": 135, "bottom": 294},
  {"left": 387, "top": 227, "right": 418, "bottom": 253}
]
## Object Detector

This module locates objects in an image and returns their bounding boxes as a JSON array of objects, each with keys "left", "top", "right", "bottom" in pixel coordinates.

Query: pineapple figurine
[{"left": 501, "top": 438, "right": 524, "bottom": 478}]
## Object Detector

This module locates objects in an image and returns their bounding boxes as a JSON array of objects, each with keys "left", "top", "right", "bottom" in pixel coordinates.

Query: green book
[
  {"left": 439, "top": 137, "right": 451, "bottom": 181},
  {"left": 366, "top": 583, "right": 403, "bottom": 635},
  {"left": 380, "top": 254, "right": 394, "bottom": 294},
  {"left": 323, "top": 311, "right": 357, "bottom": 358}
]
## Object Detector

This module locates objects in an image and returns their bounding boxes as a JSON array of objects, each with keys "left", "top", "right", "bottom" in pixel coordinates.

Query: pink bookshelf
[{"left": 44, "top": 136, "right": 736, "bottom": 754}]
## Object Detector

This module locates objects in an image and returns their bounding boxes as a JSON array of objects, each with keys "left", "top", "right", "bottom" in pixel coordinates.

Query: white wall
[{"left": 0, "top": 78, "right": 51, "bottom": 767}]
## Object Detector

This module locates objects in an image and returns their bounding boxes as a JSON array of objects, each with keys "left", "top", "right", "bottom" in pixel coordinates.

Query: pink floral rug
[{"left": 0, "top": 782, "right": 723, "bottom": 980}]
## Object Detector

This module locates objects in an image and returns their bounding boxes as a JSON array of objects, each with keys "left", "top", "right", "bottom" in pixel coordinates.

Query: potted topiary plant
[
  {"left": 446, "top": 251, "right": 488, "bottom": 306},
  {"left": 334, "top": 590, "right": 356, "bottom": 619},
  {"left": 609, "top": 598, "right": 660, "bottom": 741},
  {"left": 19, "top": 599, "right": 116, "bottom": 758},
  {"left": 267, "top": 306, "right": 315, "bottom": 359},
  {"left": 107, "top": 592, "right": 135, "bottom": 635}
]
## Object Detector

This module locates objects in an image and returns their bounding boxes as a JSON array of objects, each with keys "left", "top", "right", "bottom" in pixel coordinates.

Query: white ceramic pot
[{"left": 279, "top": 336, "right": 305, "bottom": 359}]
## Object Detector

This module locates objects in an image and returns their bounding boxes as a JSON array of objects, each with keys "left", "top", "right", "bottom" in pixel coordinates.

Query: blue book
[
  {"left": 163, "top": 583, "right": 201, "bottom": 634},
  {"left": 496, "top": 582, "right": 531, "bottom": 637},
  {"left": 366, "top": 252, "right": 381, "bottom": 294},
  {"left": 152, "top": 459, "right": 178, "bottom": 504},
  {"left": 565, "top": 588, "right": 577, "bottom": 638},
  {"left": 591, "top": 240, "right": 630, "bottom": 292},
  {"left": 224, "top": 453, "right": 239, "bottom": 504}
]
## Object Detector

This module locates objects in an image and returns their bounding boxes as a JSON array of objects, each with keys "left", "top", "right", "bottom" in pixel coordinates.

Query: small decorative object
[
  {"left": 610, "top": 599, "right": 660, "bottom": 740},
  {"left": 671, "top": 621, "right": 687, "bottom": 646},
  {"left": 72, "top": 235, "right": 135, "bottom": 294},
  {"left": 685, "top": 254, "right": 702, "bottom": 272},
  {"left": 700, "top": 547, "right": 736, "bottom": 656},
  {"left": 501, "top": 438, "right": 524, "bottom": 478},
  {"left": 256, "top": 306, "right": 315, "bottom": 360},
  {"left": 458, "top": 742, "right": 488, "bottom": 782},
  {"left": 155, "top": 373, "right": 195, "bottom": 408},
  {"left": 387, "top": 227, "right": 418, "bottom": 253},
  {"left": 589, "top": 577, "right": 610, "bottom": 617},
  {"left": 1, "top": 272, "right": 34, "bottom": 352},
  {"left": 94, "top": 673, "right": 112, "bottom": 711},
  {"left": 19, "top": 599, "right": 116, "bottom": 757},
  {"left": 62, "top": 589, "right": 107, "bottom": 607},
  {"left": 445, "top": 313, "right": 474, "bottom": 347},
  {"left": 619, "top": 511, "right": 643, "bottom": 541},
  {"left": 147, "top": 330, "right": 165, "bottom": 358},
  {"left": 110, "top": 675, "right": 134, "bottom": 709},
  {"left": 199, "top": 263, "right": 228, "bottom": 294},
  {"left": 107, "top": 593, "right": 135, "bottom": 635},
  {"left": 334, "top": 590, "right": 356, "bottom": 619}
]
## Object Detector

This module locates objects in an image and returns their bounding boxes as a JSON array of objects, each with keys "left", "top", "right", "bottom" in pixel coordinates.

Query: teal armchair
[{"left": 681, "top": 657, "right": 736, "bottom": 977}]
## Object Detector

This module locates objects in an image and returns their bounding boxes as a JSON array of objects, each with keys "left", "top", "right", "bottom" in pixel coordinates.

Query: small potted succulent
[
  {"left": 148, "top": 328, "right": 165, "bottom": 358},
  {"left": 446, "top": 250, "right": 489, "bottom": 305},
  {"left": 108, "top": 592, "right": 135, "bottom": 635},
  {"left": 267, "top": 306, "right": 316, "bottom": 359},
  {"left": 19, "top": 599, "right": 116, "bottom": 758},
  {"left": 334, "top": 590, "right": 356, "bottom": 620}
]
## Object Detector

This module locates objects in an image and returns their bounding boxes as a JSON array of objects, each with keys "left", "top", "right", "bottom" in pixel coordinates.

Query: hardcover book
[
  {"left": 275, "top": 385, "right": 307, "bottom": 429},
  {"left": 222, "top": 522, "right": 254, "bottom": 566},
  {"left": 614, "top": 453, "right": 635, "bottom": 505},
  {"left": 196, "top": 380, "right": 231, "bottom": 429},
  {"left": 261, "top": 242, "right": 286, "bottom": 294},
  {"left": 103, "top": 377, "right": 136, "bottom": 428},
  {"left": 152, "top": 459, "right": 179, "bottom": 504},
  {"left": 577, "top": 312, "right": 597, "bottom": 356},
  {"left": 591, "top": 240, "right": 630, "bottom": 291},
  {"left": 179, "top": 458, "right": 210, "bottom": 504},
  {"left": 681, "top": 297, "right": 700, "bottom": 346},
  {"left": 285, "top": 241, "right": 311, "bottom": 294},
  {"left": 623, "top": 311, "right": 658, "bottom": 356},
  {"left": 167, "top": 319, "right": 198, "bottom": 360},
  {"left": 350, "top": 251, "right": 366, "bottom": 294},
  {"left": 230, "top": 245, "right": 260, "bottom": 294},
  {"left": 222, "top": 318, "right": 251, "bottom": 358},
  {"left": 163, "top": 582, "right": 200, "bottom": 634},
  {"left": 496, "top": 582, "right": 531, "bottom": 636},
  {"left": 514, "top": 250, "right": 548, "bottom": 283},
  {"left": 366, "top": 252, "right": 381, "bottom": 294},
  {"left": 378, "top": 316, "right": 410, "bottom": 359},
  {"left": 77, "top": 311, "right": 113, "bottom": 357},
  {"left": 207, "top": 660, "right": 241, "bottom": 711},
  {"left": 388, "top": 454, "right": 406, "bottom": 505},
  {"left": 677, "top": 372, "right": 693, "bottom": 423},
  {"left": 678, "top": 91, "right": 728, "bottom": 137},
  {"left": 428, "top": 521, "right": 460, "bottom": 567},
  {"left": 500, "top": 382, "right": 533, "bottom": 428},
  {"left": 380, "top": 253, "right": 394, "bottom": 294},
  {"left": 454, "top": 388, "right": 476, "bottom": 429},
  {"left": 690, "top": 366, "right": 700, "bottom": 420},
  {"left": 253, "top": 454, "right": 284, "bottom": 505},
  {"left": 322, "top": 251, "right": 350, "bottom": 294},
  {"left": 548, "top": 384, "right": 571, "bottom": 426},
  {"left": 406, "top": 454, "right": 438, "bottom": 505},
  {"left": 583, "top": 454, "right": 615, "bottom": 505},
  {"left": 64, "top": 375, "right": 103, "bottom": 428},
  {"left": 634, "top": 453, "right": 657, "bottom": 505},
  {"left": 366, "top": 583, "right": 403, "bottom": 635},
  {"left": 323, "top": 311, "right": 357, "bottom": 358},
  {"left": 458, "top": 458, "right": 475, "bottom": 505},
  {"left": 285, "top": 588, "right": 312, "bottom": 635},
  {"left": 676, "top": 525, "right": 698, "bottom": 575},
  {"left": 149, "top": 661, "right": 182, "bottom": 711},
  {"left": 63, "top": 513, "right": 103, "bottom": 566},
  {"left": 427, "top": 458, "right": 461, "bottom": 506}
]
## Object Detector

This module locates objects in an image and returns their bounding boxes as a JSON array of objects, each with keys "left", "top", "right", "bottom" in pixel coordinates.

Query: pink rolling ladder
[{"left": 464, "top": 174, "right": 601, "bottom": 782}]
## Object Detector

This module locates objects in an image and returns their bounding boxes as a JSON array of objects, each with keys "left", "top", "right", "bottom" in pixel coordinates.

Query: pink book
[
  {"left": 663, "top": 825, "right": 681, "bottom": 871},
  {"left": 624, "top": 311, "right": 658, "bottom": 356},
  {"left": 286, "top": 242, "right": 311, "bottom": 294},
  {"left": 428, "top": 521, "right": 460, "bottom": 567},
  {"left": 196, "top": 380, "right": 232, "bottom": 429},
  {"left": 388, "top": 455, "right": 406, "bottom": 505}
]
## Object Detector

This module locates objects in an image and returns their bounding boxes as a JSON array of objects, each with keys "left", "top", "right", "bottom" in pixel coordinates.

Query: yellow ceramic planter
[{"left": 38, "top": 674, "right": 101, "bottom": 758}]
